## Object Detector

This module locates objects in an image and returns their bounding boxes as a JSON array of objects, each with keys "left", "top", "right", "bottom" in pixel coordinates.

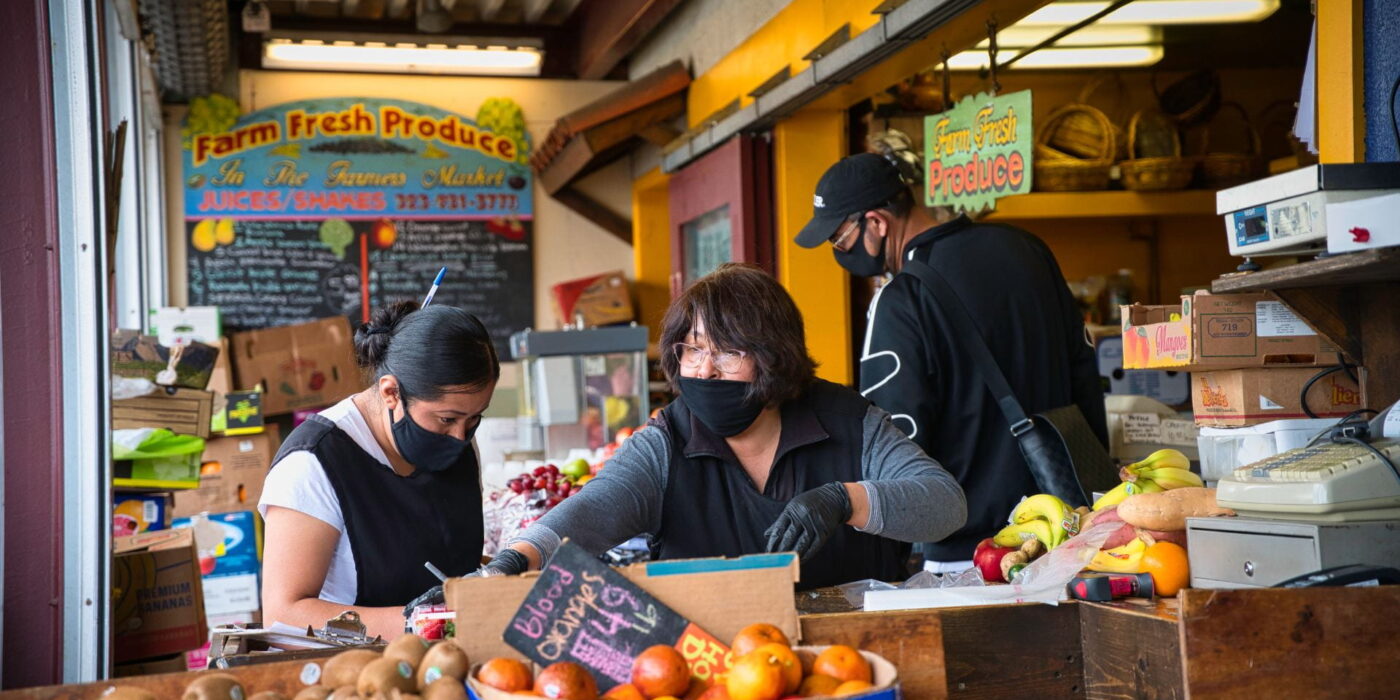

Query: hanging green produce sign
[{"left": 924, "top": 89, "right": 1033, "bottom": 212}]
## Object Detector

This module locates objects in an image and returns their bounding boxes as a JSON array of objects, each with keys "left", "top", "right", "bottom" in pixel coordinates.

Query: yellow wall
[
  {"left": 774, "top": 109, "right": 851, "bottom": 385},
  {"left": 631, "top": 168, "right": 672, "bottom": 351},
  {"left": 687, "top": 0, "right": 885, "bottom": 125}
]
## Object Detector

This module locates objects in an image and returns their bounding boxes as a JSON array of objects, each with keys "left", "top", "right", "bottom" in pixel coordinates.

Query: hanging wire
[
  {"left": 941, "top": 45, "right": 953, "bottom": 109},
  {"left": 986, "top": 18, "right": 1001, "bottom": 94}
]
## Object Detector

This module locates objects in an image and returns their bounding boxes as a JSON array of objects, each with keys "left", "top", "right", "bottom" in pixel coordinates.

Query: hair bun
[{"left": 353, "top": 300, "right": 420, "bottom": 370}]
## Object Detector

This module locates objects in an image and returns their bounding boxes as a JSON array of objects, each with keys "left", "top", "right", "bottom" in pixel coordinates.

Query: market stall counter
[{"left": 2, "top": 586, "right": 1398, "bottom": 698}]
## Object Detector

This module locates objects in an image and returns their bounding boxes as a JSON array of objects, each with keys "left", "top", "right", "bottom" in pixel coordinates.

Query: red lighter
[{"left": 1068, "top": 572, "right": 1155, "bottom": 602}]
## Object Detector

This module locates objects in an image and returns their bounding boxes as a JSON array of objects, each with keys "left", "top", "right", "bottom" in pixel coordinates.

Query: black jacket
[{"left": 859, "top": 216, "right": 1106, "bottom": 561}]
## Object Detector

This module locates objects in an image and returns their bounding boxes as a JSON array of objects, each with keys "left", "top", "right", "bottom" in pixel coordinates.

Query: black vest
[
  {"left": 652, "top": 380, "right": 909, "bottom": 591},
  {"left": 272, "top": 414, "right": 483, "bottom": 607}
]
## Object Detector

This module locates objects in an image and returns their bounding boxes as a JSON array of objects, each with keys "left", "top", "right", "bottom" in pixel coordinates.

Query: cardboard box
[
  {"left": 149, "top": 306, "right": 222, "bottom": 347},
  {"left": 113, "top": 529, "right": 208, "bottom": 663},
  {"left": 1122, "top": 292, "right": 1341, "bottom": 370},
  {"left": 171, "top": 428, "right": 279, "bottom": 520},
  {"left": 551, "top": 271, "right": 634, "bottom": 327},
  {"left": 114, "top": 652, "right": 190, "bottom": 678},
  {"left": 1191, "top": 367, "right": 1366, "bottom": 427},
  {"left": 231, "top": 317, "right": 362, "bottom": 416},
  {"left": 114, "top": 494, "right": 172, "bottom": 537},
  {"left": 112, "top": 330, "right": 222, "bottom": 390},
  {"left": 113, "top": 387, "right": 215, "bottom": 439},
  {"left": 113, "top": 448, "right": 203, "bottom": 490},
  {"left": 446, "top": 553, "right": 801, "bottom": 664},
  {"left": 174, "top": 511, "right": 261, "bottom": 618}
]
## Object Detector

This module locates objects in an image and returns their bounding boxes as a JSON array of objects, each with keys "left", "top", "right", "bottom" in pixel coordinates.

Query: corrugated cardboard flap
[
  {"left": 114, "top": 527, "right": 195, "bottom": 554},
  {"left": 446, "top": 551, "right": 800, "bottom": 663}
]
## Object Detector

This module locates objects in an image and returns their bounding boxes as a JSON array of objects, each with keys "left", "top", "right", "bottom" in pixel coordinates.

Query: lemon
[
  {"left": 192, "top": 219, "right": 217, "bottom": 252},
  {"left": 214, "top": 218, "right": 235, "bottom": 245}
]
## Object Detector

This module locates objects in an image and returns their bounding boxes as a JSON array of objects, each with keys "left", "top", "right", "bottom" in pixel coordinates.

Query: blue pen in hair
[{"left": 422, "top": 266, "right": 447, "bottom": 307}]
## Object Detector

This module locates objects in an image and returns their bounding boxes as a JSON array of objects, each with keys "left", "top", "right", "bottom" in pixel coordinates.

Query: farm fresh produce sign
[
  {"left": 923, "top": 90, "right": 1032, "bottom": 213},
  {"left": 183, "top": 95, "right": 532, "bottom": 219}
]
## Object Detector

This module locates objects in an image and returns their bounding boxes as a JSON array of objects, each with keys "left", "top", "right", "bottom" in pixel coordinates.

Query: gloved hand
[
  {"left": 402, "top": 585, "right": 444, "bottom": 618},
  {"left": 400, "top": 549, "right": 532, "bottom": 618},
  {"left": 764, "top": 482, "right": 852, "bottom": 560}
]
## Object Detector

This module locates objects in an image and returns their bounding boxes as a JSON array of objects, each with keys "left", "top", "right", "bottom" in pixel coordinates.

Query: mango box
[
  {"left": 171, "top": 427, "right": 280, "bottom": 520},
  {"left": 445, "top": 553, "right": 801, "bottom": 666},
  {"left": 466, "top": 647, "right": 900, "bottom": 700},
  {"left": 1121, "top": 292, "right": 1341, "bottom": 370},
  {"left": 113, "top": 528, "right": 209, "bottom": 663},
  {"left": 1191, "top": 367, "right": 1366, "bottom": 427}
]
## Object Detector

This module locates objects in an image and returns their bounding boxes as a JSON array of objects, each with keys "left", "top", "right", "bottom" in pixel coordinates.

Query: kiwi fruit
[
  {"left": 383, "top": 634, "right": 433, "bottom": 671},
  {"left": 293, "top": 688, "right": 333, "bottom": 700},
  {"left": 250, "top": 693, "right": 289, "bottom": 700},
  {"left": 182, "top": 673, "right": 246, "bottom": 700},
  {"left": 358, "top": 657, "right": 416, "bottom": 697},
  {"left": 323, "top": 649, "right": 382, "bottom": 689},
  {"left": 416, "top": 643, "right": 470, "bottom": 690},
  {"left": 101, "top": 687, "right": 158, "bottom": 700},
  {"left": 327, "top": 686, "right": 361, "bottom": 700},
  {"left": 420, "top": 678, "right": 468, "bottom": 700}
]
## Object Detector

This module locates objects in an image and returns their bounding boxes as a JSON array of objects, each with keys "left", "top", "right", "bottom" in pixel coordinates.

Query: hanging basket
[
  {"left": 1034, "top": 104, "right": 1114, "bottom": 192},
  {"left": 1076, "top": 72, "right": 1131, "bottom": 160},
  {"left": 1155, "top": 69, "right": 1221, "bottom": 127},
  {"left": 1198, "top": 102, "right": 1265, "bottom": 189},
  {"left": 1119, "top": 111, "right": 1196, "bottom": 191}
]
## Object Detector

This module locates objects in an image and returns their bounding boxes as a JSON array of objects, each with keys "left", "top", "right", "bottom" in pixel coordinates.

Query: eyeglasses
[
  {"left": 828, "top": 211, "right": 868, "bottom": 252},
  {"left": 673, "top": 343, "right": 748, "bottom": 374}
]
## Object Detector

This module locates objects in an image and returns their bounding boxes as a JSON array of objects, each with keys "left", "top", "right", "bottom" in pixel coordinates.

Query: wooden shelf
[
  {"left": 1211, "top": 248, "right": 1400, "bottom": 293},
  {"left": 984, "top": 189, "right": 1219, "bottom": 220}
]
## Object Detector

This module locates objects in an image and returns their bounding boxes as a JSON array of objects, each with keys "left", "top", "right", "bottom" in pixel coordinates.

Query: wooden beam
[
  {"left": 479, "top": 0, "right": 508, "bottom": 22},
  {"left": 573, "top": 0, "right": 683, "bottom": 80},
  {"left": 640, "top": 123, "right": 681, "bottom": 146},
  {"left": 1317, "top": 0, "right": 1365, "bottom": 163},
  {"left": 1080, "top": 602, "right": 1184, "bottom": 699},
  {"left": 538, "top": 92, "right": 686, "bottom": 193},
  {"left": 554, "top": 187, "right": 631, "bottom": 244},
  {"left": 523, "top": 0, "right": 552, "bottom": 23}
]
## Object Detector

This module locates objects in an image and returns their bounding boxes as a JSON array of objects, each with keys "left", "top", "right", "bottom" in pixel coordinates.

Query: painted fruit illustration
[
  {"left": 372, "top": 219, "right": 397, "bottom": 249},
  {"left": 192, "top": 219, "right": 217, "bottom": 252},
  {"left": 214, "top": 218, "right": 235, "bottom": 245}
]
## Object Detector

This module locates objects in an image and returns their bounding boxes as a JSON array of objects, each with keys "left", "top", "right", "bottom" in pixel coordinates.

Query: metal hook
[{"left": 941, "top": 45, "right": 953, "bottom": 109}]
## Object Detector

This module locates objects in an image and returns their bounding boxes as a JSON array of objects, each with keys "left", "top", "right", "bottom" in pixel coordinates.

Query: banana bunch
[
  {"left": 994, "top": 494, "right": 1086, "bottom": 549},
  {"left": 1088, "top": 537, "right": 1147, "bottom": 573},
  {"left": 1092, "top": 449, "right": 1203, "bottom": 511}
]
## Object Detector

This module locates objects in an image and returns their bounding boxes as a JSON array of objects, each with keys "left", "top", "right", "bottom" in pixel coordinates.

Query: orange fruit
[
  {"left": 832, "top": 681, "right": 874, "bottom": 697},
  {"left": 796, "top": 675, "right": 841, "bottom": 698},
  {"left": 604, "top": 684, "right": 648, "bottom": 700},
  {"left": 632, "top": 645, "right": 692, "bottom": 699},
  {"left": 1142, "top": 541, "right": 1190, "bottom": 596},
  {"left": 694, "top": 684, "right": 730, "bottom": 700},
  {"left": 478, "top": 658, "right": 533, "bottom": 693},
  {"left": 751, "top": 644, "right": 800, "bottom": 695},
  {"left": 725, "top": 651, "right": 786, "bottom": 700},
  {"left": 535, "top": 662, "right": 600, "bottom": 700},
  {"left": 811, "top": 647, "right": 870, "bottom": 685},
  {"left": 730, "top": 624, "right": 791, "bottom": 658}
]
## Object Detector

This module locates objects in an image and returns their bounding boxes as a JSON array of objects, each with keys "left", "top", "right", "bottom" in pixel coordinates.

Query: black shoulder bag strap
[{"left": 900, "top": 258, "right": 1114, "bottom": 508}]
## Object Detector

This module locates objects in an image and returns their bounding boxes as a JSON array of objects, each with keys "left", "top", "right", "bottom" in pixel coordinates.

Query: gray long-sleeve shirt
[{"left": 509, "top": 404, "right": 966, "bottom": 564}]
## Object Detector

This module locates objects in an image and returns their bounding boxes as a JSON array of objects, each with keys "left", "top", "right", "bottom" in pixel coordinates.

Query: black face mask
[
  {"left": 833, "top": 221, "right": 888, "bottom": 277},
  {"left": 390, "top": 402, "right": 475, "bottom": 473},
  {"left": 679, "top": 377, "right": 765, "bottom": 437}
]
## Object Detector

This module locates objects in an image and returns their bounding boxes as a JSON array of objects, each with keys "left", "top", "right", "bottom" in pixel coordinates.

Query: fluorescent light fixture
[
  {"left": 263, "top": 35, "right": 543, "bottom": 76},
  {"left": 948, "top": 45, "right": 1165, "bottom": 70},
  {"left": 975, "top": 24, "right": 1160, "bottom": 48},
  {"left": 1018, "top": 0, "right": 1280, "bottom": 26}
]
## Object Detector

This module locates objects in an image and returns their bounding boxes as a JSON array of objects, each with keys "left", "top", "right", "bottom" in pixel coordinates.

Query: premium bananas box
[
  {"left": 1122, "top": 291, "right": 1341, "bottom": 370},
  {"left": 113, "top": 529, "right": 209, "bottom": 663}
]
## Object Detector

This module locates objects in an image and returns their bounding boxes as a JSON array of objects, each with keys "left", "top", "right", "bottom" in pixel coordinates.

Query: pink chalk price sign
[{"left": 503, "top": 542, "right": 733, "bottom": 691}]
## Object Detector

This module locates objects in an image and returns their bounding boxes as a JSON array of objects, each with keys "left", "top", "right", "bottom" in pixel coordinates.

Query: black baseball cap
[{"left": 795, "top": 153, "right": 908, "bottom": 249}]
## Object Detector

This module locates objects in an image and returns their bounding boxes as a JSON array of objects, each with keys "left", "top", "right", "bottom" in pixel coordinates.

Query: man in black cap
[{"left": 796, "top": 152, "right": 1106, "bottom": 569}]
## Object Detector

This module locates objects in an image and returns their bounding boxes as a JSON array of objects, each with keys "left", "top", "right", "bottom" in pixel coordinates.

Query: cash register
[{"left": 1188, "top": 401, "right": 1400, "bottom": 588}]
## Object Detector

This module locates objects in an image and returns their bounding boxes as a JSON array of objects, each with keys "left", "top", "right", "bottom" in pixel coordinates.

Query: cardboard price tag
[{"left": 503, "top": 543, "right": 732, "bottom": 689}]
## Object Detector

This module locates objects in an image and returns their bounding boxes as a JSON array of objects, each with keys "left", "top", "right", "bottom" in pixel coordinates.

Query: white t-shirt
[{"left": 259, "top": 397, "right": 391, "bottom": 605}]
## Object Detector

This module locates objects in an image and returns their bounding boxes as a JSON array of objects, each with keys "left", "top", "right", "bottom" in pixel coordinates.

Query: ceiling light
[
  {"left": 948, "top": 45, "right": 1164, "bottom": 70},
  {"left": 975, "top": 25, "right": 1160, "bottom": 48},
  {"left": 1018, "top": 0, "right": 1280, "bottom": 26},
  {"left": 263, "top": 37, "right": 543, "bottom": 76}
]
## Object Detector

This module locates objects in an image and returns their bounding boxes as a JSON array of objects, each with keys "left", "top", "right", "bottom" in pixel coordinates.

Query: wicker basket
[
  {"left": 1199, "top": 102, "right": 1265, "bottom": 189},
  {"left": 1120, "top": 111, "right": 1196, "bottom": 191},
  {"left": 1155, "top": 69, "right": 1221, "bottom": 127},
  {"left": 1034, "top": 104, "right": 1114, "bottom": 192}
]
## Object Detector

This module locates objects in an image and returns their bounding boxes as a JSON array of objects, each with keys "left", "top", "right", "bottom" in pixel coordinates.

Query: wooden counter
[{"left": 6, "top": 587, "right": 1399, "bottom": 699}]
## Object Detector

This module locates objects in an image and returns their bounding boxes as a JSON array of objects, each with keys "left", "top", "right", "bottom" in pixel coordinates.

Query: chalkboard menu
[
  {"left": 182, "top": 96, "right": 534, "bottom": 351},
  {"left": 504, "top": 543, "right": 732, "bottom": 691}
]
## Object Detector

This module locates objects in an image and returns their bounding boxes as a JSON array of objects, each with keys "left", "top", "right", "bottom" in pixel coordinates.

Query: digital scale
[{"left": 1216, "top": 163, "right": 1400, "bottom": 257}]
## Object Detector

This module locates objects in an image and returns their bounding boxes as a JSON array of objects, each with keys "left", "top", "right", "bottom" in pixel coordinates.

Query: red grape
[
  {"left": 545, "top": 496, "right": 562, "bottom": 508},
  {"left": 533, "top": 477, "right": 549, "bottom": 490},
  {"left": 532, "top": 466, "right": 549, "bottom": 477},
  {"left": 545, "top": 464, "right": 560, "bottom": 476}
]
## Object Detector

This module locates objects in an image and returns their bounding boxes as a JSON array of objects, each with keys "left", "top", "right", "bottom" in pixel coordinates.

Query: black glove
[
  {"left": 764, "top": 482, "right": 852, "bottom": 561},
  {"left": 402, "top": 584, "right": 444, "bottom": 618},
  {"left": 479, "top": 548, "right": 530, "bottom": 577}
]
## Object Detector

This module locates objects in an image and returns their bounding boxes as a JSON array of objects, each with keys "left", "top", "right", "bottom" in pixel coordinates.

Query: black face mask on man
[
  {"left": 679, "top": 377, "right": 765, "bottom": 437},
  {"left": 833, "top": 218, "right": 888, "bottom": 278},
  {"left": 390, "top": 401, "right": 475, "bottom": 473}
]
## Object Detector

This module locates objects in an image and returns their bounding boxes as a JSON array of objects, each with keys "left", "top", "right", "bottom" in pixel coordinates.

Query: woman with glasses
[{"left": 471, "top": 263, "right": 966, "bottom": 590}]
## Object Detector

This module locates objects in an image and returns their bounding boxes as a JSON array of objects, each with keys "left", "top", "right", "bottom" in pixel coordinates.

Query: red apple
[{"left": 973, "top": 538, "right": 1019, "bottom": 583}]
